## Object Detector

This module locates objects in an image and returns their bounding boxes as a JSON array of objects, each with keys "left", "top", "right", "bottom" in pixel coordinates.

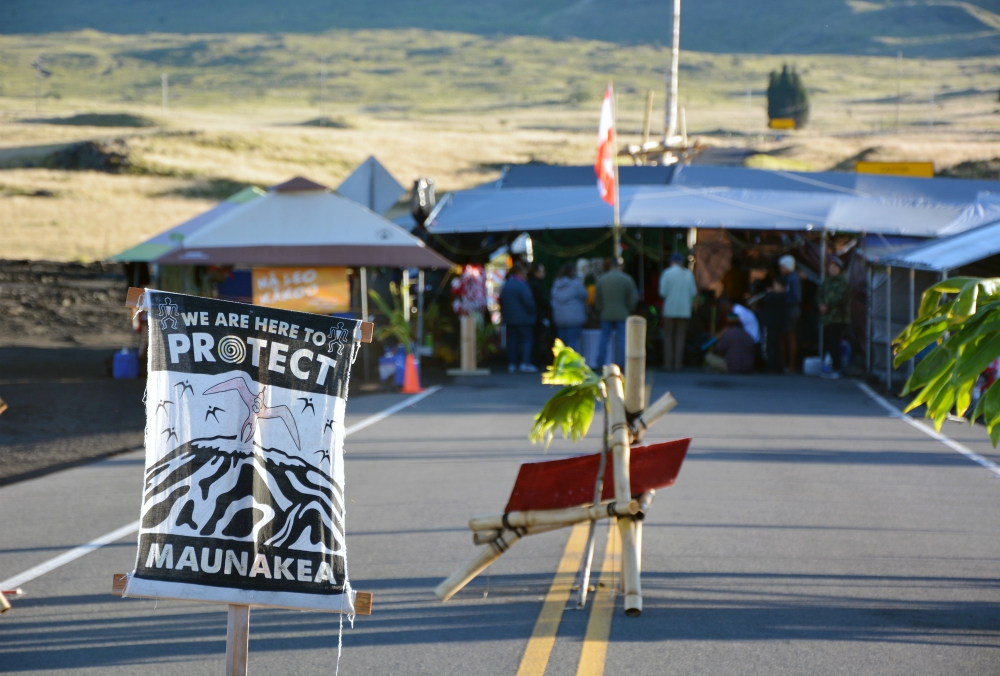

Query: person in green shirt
[
  {"left": 594, "top": 257, "right": 638, "bottom": 368},
  {"left": 817, "top": 257, "right": 850, "bottom": 378}
]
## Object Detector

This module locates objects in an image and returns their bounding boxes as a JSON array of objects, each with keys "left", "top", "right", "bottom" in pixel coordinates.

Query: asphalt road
[{"left": 2, "top": 372, "right": 1000, "bottom": 675}]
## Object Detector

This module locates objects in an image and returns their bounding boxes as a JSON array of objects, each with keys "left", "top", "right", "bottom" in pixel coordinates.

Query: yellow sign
[
  {"left": 252, "top": 267, "right": 349, "bottom": 314},
  {"left": 856, "top": 161, "right": 934, "bottom": 178},
  {"left": 769, "top": 118, "right": 796, "bottom": 130}
]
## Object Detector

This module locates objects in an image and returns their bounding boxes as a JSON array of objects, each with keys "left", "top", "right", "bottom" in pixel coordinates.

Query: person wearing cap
[
  {"left": 817, "top": 256, "right": 851, "bottom": 378},
  {"left": 705, "top": 312, "right": 756, "bottom": 374},
  {"left": 659, "top": 252, "right": 698, "bottom": 371},
  {"left": 779, "top": 255, "right": 802, "bottom": 373},
  {"left": 594, "top": 257, "right": 638, "bottom": 369}
]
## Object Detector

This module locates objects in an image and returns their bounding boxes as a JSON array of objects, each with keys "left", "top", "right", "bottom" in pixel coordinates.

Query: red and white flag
[{"left": 594, "top": 84, "right": 616, "bottom": 206}]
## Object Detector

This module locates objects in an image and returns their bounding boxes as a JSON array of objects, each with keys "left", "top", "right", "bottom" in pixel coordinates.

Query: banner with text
[
  {"left": 252, "top": 267, "right": 349, "bottom": 314},
  {"left": 123, "top": 290, "right": 361, "bottom": 613}
]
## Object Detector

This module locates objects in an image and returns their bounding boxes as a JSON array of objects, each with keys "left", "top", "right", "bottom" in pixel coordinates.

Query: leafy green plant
[
  {"left": 530, "top": 340, "right": 605, "bottom": 449},
  {"left": 369, "top": 284, "right": 412, "bottom": 353},
  {"left": 893, "top": 277, "right": 1000, "bottom": 443},
  {"left": 476, "top": 316, "right": 499, "bottom": 364}
]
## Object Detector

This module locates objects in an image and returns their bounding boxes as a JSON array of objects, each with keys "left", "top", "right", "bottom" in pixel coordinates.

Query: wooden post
[
  {"left": 0, "top": 590, "right": 11, "bottom": 614},
  {"left": 461, "top": 315, "right": 476, "bottom": 371},
  {"left": 360, "top": 266, "right": 370, "bottom": 382},
  {"left": 225, "top": 604, "right": 250, "bottom": 676},
  {"left": 604, "top": 364, "right": 642, "bottom": 616},
  {"left": 624, "top": 316, "right": 646, "bottom": 416}
]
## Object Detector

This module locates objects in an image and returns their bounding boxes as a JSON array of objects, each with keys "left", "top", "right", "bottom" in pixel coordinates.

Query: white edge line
[
  {"left": 344, "top": 385, "right": 443, "bottom": 437},
  {"left": 0, "top": 520, "right": 142, "bottom": 590},
  {"left": 856, "top": 381, "right": 1000, "bottom": 477},
  {"left": 0, "top": 386, "right": 444, "bottom": 590}
]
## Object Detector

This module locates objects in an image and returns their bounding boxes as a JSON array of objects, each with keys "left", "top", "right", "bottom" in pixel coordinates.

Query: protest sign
[{"left": 121, "top": 289, "right": 363, "bottom": 613}]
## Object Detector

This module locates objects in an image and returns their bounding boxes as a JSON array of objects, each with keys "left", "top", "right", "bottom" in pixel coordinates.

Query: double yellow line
[{"left": 514, "top": 521, "right": 619, "bottom": 676}]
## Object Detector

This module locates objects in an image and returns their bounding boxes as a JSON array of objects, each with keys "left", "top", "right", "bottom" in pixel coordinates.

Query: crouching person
[{"left": 705, "top": 312, "right": 756, "bottom": 374}]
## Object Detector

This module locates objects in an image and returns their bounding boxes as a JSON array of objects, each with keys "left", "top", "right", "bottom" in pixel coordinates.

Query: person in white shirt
[{"left": 658, "top": 253, "right": 698, "bottom": 371}]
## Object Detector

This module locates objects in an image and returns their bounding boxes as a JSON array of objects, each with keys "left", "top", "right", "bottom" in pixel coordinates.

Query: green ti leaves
[
  {"left": 529, "top": 339, "right": 605, "bottom": 450},
  {"left": 894, "top": 277, "right": 1000, "bottom": 444},
  {"left": 368, "top": 284, "right": 412, "bottom": 353}
]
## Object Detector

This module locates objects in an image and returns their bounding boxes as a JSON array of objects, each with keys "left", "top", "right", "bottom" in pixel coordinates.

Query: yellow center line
[
  {"left": 515, "top": 521, "right": 591, "bottom": 676},
  {"left": 575, "top": 520, "right": 618, "bottom": 676}
]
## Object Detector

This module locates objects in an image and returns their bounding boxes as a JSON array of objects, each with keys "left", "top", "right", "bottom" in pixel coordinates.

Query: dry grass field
[{"left": 1, "top": 30, "right": 999, "bottom": 261}]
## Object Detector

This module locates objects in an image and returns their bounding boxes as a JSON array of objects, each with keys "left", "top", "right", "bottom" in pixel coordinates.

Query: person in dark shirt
[
  {"left": 755, "top": 277, "right": 788, "bottom": 374},
  {"left": 705, "top": 313, "right": 756, "bottom": 374}
]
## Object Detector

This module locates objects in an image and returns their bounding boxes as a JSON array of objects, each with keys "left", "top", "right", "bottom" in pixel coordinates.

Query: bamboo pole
[
  {"left": 604, "top": 364, "right": 642, "bottom": 616},
  {"left": 468, "top": 499, "right": 640, "bottom": 533},
  {"left": 225, "top": 604, "right": 250, "bottom": 676},
  {"left": 472, "top": 523, "right": 563, "bottom": 545},
  {"left": 634, "top": 490, "right": 656, "bottom": 575},
  {"left": 436, "top": 530, "right": 524, "bottom": 601},
  {"left": 0, "top": 590, "right": 10, "bottom": 614},
  {"left": 630, "top": 390, "right": 677, "bottom": 443},
  {"left": 624, "top": 316, "right": 646, "bottom": 416}
]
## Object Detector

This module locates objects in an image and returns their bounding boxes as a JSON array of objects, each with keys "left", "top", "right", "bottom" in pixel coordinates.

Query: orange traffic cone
[{"left": 401, "top": 353, "right": 423, "bottom": 393}]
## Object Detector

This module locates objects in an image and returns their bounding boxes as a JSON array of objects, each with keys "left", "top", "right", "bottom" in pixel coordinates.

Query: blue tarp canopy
[{"left": 424, "top": 165, "right": 999, "bottom": 238}]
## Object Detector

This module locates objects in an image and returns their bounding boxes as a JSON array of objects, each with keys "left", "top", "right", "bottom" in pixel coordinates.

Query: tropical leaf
[
  {"left": 369, "top": 285, "right": 412, "bottom": 353},
  {"left": 893, "top": 276, "right": 1000, "bottom": 444},
  {"left": 530, "top": 339, "right": 604, "bottom": 449}
]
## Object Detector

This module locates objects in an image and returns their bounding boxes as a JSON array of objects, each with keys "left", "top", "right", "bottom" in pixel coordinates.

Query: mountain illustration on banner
[
  {"left": 337, "top": 156, "right": 405, "bottom": 215},
  {"left": 141, "top": 435, "right": 344, "bottom": 555}
]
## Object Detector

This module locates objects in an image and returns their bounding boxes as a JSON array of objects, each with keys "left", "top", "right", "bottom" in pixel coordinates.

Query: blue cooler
[{"left": 113, "top": 348, "right": 139, "bottom": 379}]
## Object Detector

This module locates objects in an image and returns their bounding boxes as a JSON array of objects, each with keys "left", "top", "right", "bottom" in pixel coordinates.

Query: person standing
[
  {"left": 499, "top": 263, "right": 537, "bottom": 373},
  {"left": 817, "top": 257, "right": 850, "bottom": 378},
  {"left": 550, "top": 263, "right": 588, "bottom": 352},
  {"left": 756, "top": 277, "right": 788, "bottom": 374},
  {"left": 594, "top": 257, "right": 638, "bottom": 368},
  {"left": 659, "top": 252, "right": 697, "bottom": 371},
  {"left": 528, "top": 263, "right": 551, "bottom": 367},
  {"left": 778, "top": 255, "right": 802, "bottom": 373}
]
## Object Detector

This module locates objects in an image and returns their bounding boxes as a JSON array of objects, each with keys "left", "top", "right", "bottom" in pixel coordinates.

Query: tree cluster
[{"left": 767, "top": 65, "right": 809, "bottom": 128}]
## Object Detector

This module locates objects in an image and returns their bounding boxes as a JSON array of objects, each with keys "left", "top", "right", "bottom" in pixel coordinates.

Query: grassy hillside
[
  {"left": 0, "top": 28, "right": 998, "bottom": 262},
  {"left": 3, "top": 0, "right": 1000, "bottom": 57}
]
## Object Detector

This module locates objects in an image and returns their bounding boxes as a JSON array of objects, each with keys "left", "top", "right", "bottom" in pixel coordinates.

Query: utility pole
[
  {"left": 34, "top": 56, "right": 41, "bottom": 116},
  {"left": 895, "top": 51, "right": 902, "bottom": 135},
  {"left": 745, "top": 85, "right": 752, "bottom": 138},
  {"left": 320, "top": 57, "right": 327, "bottom": 124},
  {"left": 664, "top": 0, "right": 681, "bottom": 142},
  {"left": 161, "top": 73, "right": 168, "bottom": 111}
]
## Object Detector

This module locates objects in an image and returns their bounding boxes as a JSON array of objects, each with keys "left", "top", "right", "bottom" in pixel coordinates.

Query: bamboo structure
[
  {"left": 436, "top": 529, "right": 525, "bottom": 601},
  {"left": 473, "top": 523, "right": 562, "bottom": 545},
  {"left": 605, "top": 364, "right": 643, "bottom": 616},
  {"left": 624, "top": 316, "right": 647, "bottom": 416},
  {"left": 469, "top": 499, "right": 640, "bottom": 532},
  {"left": 630, "top": 391, "right": 677, "bottom": 443}
]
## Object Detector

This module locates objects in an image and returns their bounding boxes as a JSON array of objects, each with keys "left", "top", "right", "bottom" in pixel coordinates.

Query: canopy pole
[
  {"left": 417, "top": 269, "right": 426, "bottom": 354},
  {"left": 360, "top": 267, "right": 370, "bottom": 382},
  {"left": 402, "top": 269, "right": 411, "bottom": 348},
  {"left": 908, "top": 268, "right": 915, "bottom": 378},
  {"left": 866, "top": 265, "right": 872, "bottom": 373},
  {"left": 886, "top": 266, "right": 892, "bottom": 391},
  {"left": 819, "top": 229, "right": 827, "bottom": 361}
]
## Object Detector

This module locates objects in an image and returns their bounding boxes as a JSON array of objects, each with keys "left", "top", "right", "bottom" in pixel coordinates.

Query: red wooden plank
[{"left": 504, "top": 438, "right": 690, "bottom": 513}]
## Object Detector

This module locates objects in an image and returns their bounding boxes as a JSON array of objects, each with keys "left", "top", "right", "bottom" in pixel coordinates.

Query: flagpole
[{"left": 611, "top": 81, "right": 621, "bottom": 259}]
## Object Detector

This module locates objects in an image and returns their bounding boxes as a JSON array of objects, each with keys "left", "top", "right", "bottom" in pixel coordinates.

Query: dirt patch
[
  {"left": 0, "top": 260, "right": 134, "bottom": 348},
  {"left": 43, "top": 139, "right": 133, "bottom": 173}
]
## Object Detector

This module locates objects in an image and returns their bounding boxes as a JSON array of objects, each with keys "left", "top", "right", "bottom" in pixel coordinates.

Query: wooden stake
[
  {"left": 604, "top": 364, "right": 642, "bottom": 616},
  {"left": 225, "top": 604, "right": 250, "bottom": 676},
  {"left": 0, "top": 589, "right": 11, "bottom": 614},
  {"left": 468, "top": 499, "right": 640, "bottom": 532},
  {"left": 624, "top": 316, "right": 647, "bottom": 416}
]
